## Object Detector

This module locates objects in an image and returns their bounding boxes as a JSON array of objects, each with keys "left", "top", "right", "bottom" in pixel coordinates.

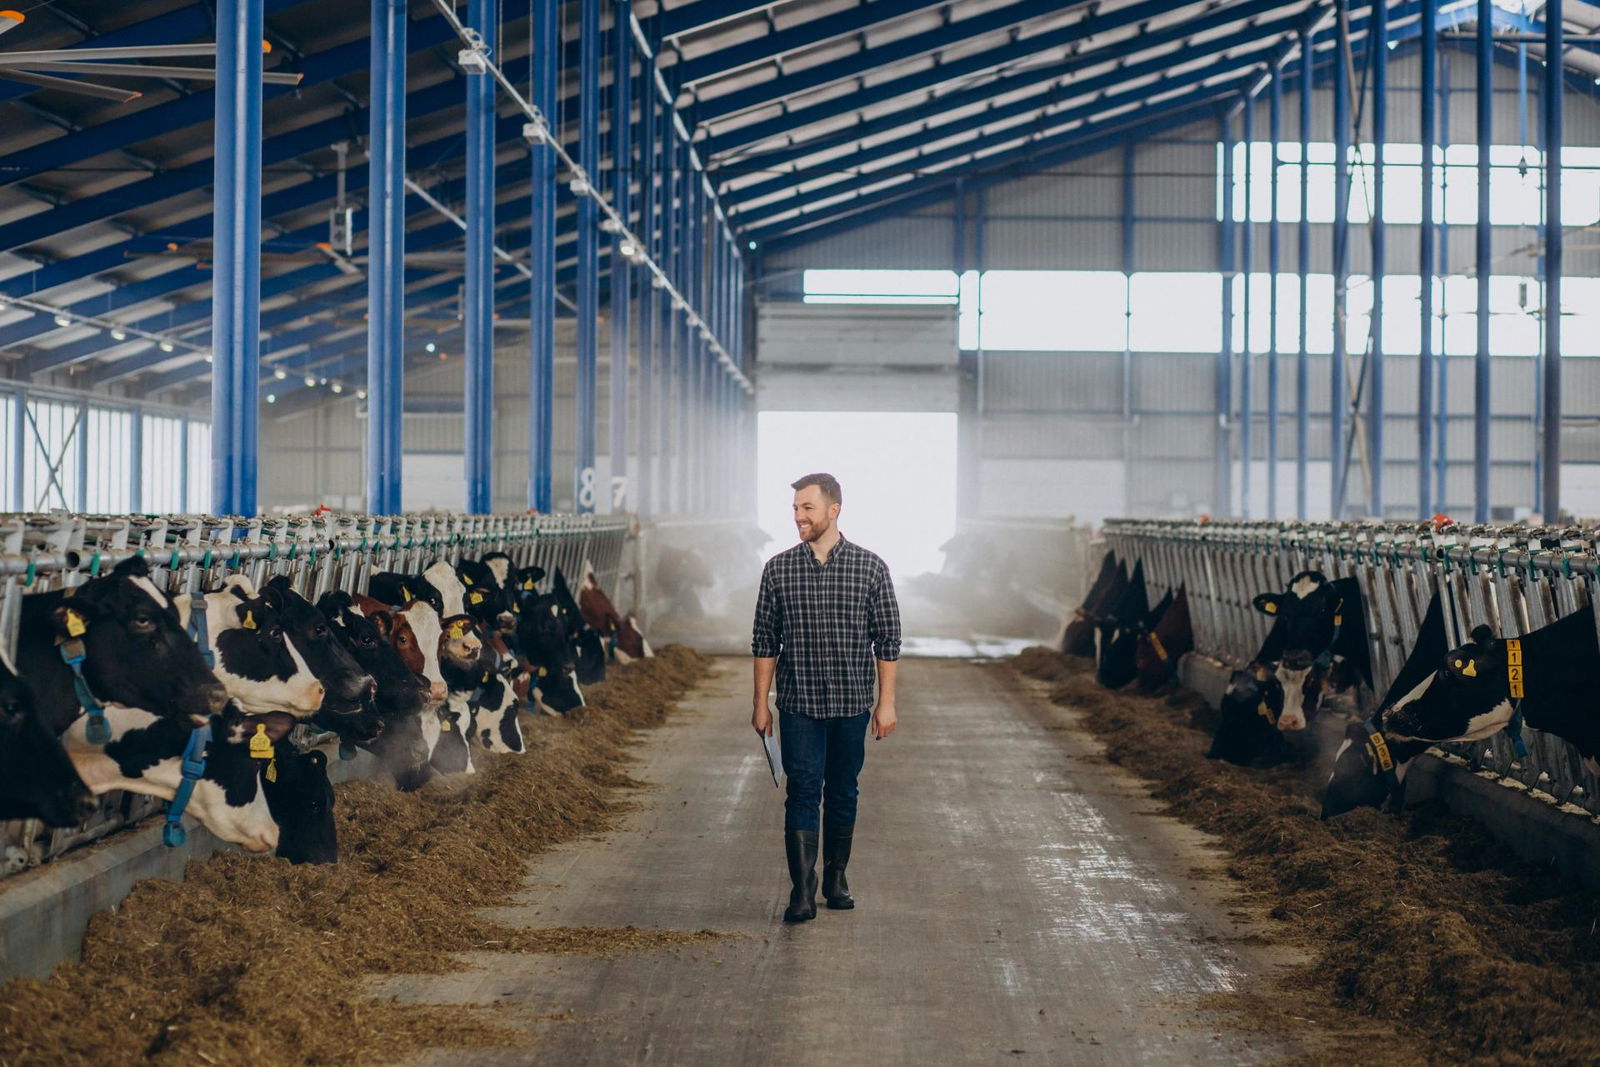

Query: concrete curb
[
  {"left": 1178, "top": 652, "right": 1600, "bottom": 890},
  {"left": 0, "top": 745, "right": 383, "bottom": 982}
]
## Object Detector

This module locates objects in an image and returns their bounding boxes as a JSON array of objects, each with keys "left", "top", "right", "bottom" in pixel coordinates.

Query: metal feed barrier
[
  {"left": 0, "top": 510, "right": 634, "bottom": 880},
  {"left": 1102, "top": 518, "right": 1600, "bottom": 820}
]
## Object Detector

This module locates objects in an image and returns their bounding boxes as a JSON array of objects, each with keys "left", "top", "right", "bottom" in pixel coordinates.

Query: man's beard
[{"left": 798, "top": 517, "right": 831, "bottom": 543}]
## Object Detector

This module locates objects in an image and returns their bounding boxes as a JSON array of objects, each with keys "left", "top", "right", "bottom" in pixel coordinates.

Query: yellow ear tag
[
  {"left": 64, "top": 609, "right": 87, "bottom": 638},
  {"left": 249, "top": 723, "right": 273, "bottom": 759},
  {"left": 522, "top": 579, "right": 534, "bottom": 591},
  {"left": 1263, "top": 602, "right": 1277, "bottom": 614},
  {"left": 537, "top": 666, "right": 548, "bottom": 677},
  {"left": 481, "top": 671, "right": 491, "bottom": 684},
  {"left": 447, "top": 620, "right": 467, "bottom": 639},
  {"left": 265, "top": 759, "right": 278, "bottom": 783},
  {"left": 243, "top": 610, "right": 257, "bottom": 631},
  {"left": 1460, "top": 660, "right": 1478, "bottom": 678},
  {"left": 470, "top": 591, "right": 484, "bottom": 605},
  {"left": 440, "top": 716, "right": 452, "bottom": 732},
  {"left": 401, "top": 588, "right": 413, "bottom": 603}
]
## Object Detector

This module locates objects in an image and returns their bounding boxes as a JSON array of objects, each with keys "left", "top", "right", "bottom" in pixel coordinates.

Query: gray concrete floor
[{"left": 381, "top": 656, "right": 1294, "bottom": 1066}]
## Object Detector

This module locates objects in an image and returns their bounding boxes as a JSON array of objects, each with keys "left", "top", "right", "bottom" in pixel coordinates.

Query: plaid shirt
[{"left": 751, "top": 534, "right": 902, "bottom": 719}]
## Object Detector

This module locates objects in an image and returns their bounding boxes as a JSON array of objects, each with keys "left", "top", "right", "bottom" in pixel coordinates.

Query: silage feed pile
[
  {"left": 0, "top": 647, "right": 717, "bottom": 1067},
  {"left": 1012, "top": 647, "right": 1600, "bottom": 1067}
]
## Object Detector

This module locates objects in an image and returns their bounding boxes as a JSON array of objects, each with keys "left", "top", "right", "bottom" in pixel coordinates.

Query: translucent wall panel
[
  {"left": 186, "top": 420, "right": 211, "bottom": 513},
  {"left": 84, "top": 407, "right": 131, "bottom": 513},
  {"left": 22, "top": 398, "right": 80, "bottom": 510},
  {"left": 141, "top": 414, "right": 186, "bottom": 513}
]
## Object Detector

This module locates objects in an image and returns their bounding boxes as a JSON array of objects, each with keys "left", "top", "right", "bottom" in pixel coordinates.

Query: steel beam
[
  {"left": 1218, "top": 112, "right": 1236, "bottom": 519},
  {"left": 676, "top": 0, "right": 933, "bottom": 84},
  {"left": 1241, "top": 99, "right": 1254, "bottom": 520},
  {"left": 637, "top": 55, "right": 657, "bottom": 520},
  {"left": 1370, "top": 0, "right": 1387, "bottom": 519},
  {"left": 210, "top": 0, "right": 263, "bottom": 515},
  {"left": 576, "top": 0, "right": 602, "bottom": 514},
  {"left": 1543, "top": 0, "right": 1563, "bottom": 519},
  {"left": 1268, "top": 65, "right": 1282, "bottom": 521},
  {"left": 464, "top": 0, "right": 496, "bottom": 514},
  {"left": 1420, "top": 0, "right": 1437, "bottom": 519},
  {"left": 529, "top": 0, "right": 558, "bottom": 514},
  {"left": 1297, "top": 34, "right": 1311, "bottom": 519},
  {"left": 609, "top": 0, "right": 634, "bottom": 513},
  {"left": 1475, "top": 0, "right": 1493, "bottom": 522},
  {"left": 1331, "top": 0, "right": 1351, "bottom": 521},
  {"left": 366, "top": 0, "right": 406, "bottom": 514}
]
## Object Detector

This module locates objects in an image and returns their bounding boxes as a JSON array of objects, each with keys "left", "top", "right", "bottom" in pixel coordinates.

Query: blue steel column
[
  {"left": 1473, "top": 0, "right": 1492, "bottom": 522},
  {"left": 1369, "top": 0, "right": 1387, "bottom": 518},
  {"left": 1216, "top": 112, "right": 1235, "bottom": 518},
  {"left": 528, "top": 0, "right": 557, "bottom": 513},
  {"left": 608, "top": 0, "right": 632, "bottom": 513},
  {"left": 659, "top": 129, "right": 678, "bottom": 512},
  {"left": 463, "top": 0, "right": 496, "bottom": 514},
  {"left": 1437, "top": 53, "right": 1452, "bottom": 509},
  {"left": 367, "top": 0, "right": 405, "bottom": 514},
  {"left": 576, "top": 0, "right": 602, "bottom": 513},
  {"left": 1297, "top": 36, "right": 1312, "bottom": 519},
  {"left": 211, "top": 0, "right": 264, "bottom": 515},
  {"left": 674, "top": 139, "right": 691, "bottom": 513},
  {"left": 1331, "top": 0, "right": 1350, "bottom": 521},
  {"left": 636, "top": 59, "right": 656, "bottom": 518},
  {"left": 1543, "top": 0, "right": 1563, "bottom": 519},
  {"left": 1268, "top": 68, "right": 1282, "bottom": 520},
  {"left": 1241, "top": 99, "right": 1254, "bottom": 519},
  {"left": 1419, "top": 0, "right": 1437, "bottom": 518},
  {"left": 688, "top": 178, "right": 705, "bottom": 513}
]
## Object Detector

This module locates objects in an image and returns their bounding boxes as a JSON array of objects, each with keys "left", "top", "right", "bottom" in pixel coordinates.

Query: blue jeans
[{"left": 778, "top": 710, "right": 870, "bottom": 834}]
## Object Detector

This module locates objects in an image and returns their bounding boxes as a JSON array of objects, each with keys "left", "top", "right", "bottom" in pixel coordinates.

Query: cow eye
[
  {"left": 130, "top": 615, "right": 158, "bottom": 636},
  {"left": 267, "top": 627, "right": 284, "bottom": 640},
  {"left": 313, "top": 625, "right": 328, "bottom": 637},
  {"left": 360, "top": 633, "right": 376, "bottom": 646}
]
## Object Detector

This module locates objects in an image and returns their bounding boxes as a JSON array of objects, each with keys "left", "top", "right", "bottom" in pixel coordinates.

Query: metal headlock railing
[
  {"left": 1102, "top": 518, "right": 1600, "bottom": 819},
  {"left": 0, "top": 510, "right": 635, "bottom": 880}
]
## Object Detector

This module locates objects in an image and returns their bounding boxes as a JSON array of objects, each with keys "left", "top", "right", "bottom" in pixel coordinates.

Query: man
[{"left": 751, "top": 473, "right": 901, "bottom": 923}]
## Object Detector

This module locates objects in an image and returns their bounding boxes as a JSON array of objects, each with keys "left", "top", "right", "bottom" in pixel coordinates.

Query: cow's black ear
[
  {"left": 1253, "top": 593, "right": 1283, "bottom": 616},
  {"left": 1469, "top": 624, "right": 1497, "bottom": 648},
  {"left": 316, "top": 590, "right": 352, "bottom": 615},
  {"left": 110, "top": 555, "right": 151, "bottom": 580}
]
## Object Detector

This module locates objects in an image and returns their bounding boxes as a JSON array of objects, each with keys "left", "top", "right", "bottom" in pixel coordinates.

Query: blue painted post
[
  {"left": 1473, "top": 0, "right": 1492, "bottom": 521},
  {"left": 367, "top": 0, "right": 405, "bottom": 514},
  {"left": 1419, "top": 0, "right": 1436, "bottom": 519},
  {"left": 1369, "top": 0, "right": 1386, "bottom": 518},
  {"left": 129, "top": 406, "right": 143, "bottom": 512},
  {"left": 1241, "top": 98, "right": 1254, "bottom": 519},
  {"left": 1268, "top": 68, "right": 1282, "bottom": 520},
  {"left": 636, "top": 60, "right": 656, "bottom": 519},
  {"left": 1543, "top": 0, "right": 1563, "bottom": 519},
  {"left": 1297, "top": 35, "right": 1312, "bottom": 519},
  {"left": 688, "top": 178, "right": 705, "bottom": 512},
  {"left": 674, "top": 139, "right": 691, "bottom": 513},
  {"left": 528, "top": 0, "right": 557, "bottom": 514},
  {"left": 609, "top": 0, "right": 632, "bottom": 514},
  {"left": 576, "top": 0, "right": 602, "bottom": 514},
  {"left": 463, "top": 0, "right": 496, "bottom": 514},
  {"left": 1437, "top": 53, "right": 1451, "bottom": 510},
  {"left": 9, "top": 391, "right": 22, "bottom": 510},
  {"left": 211, "top": 0, "right": 263, "bottom": 515},
  {"left": 659, "top": 129, "right": 677, "bottom": 513},
  {"left": 1217, "top": 112, "right": 1235, "bottom": 517},
  {"left": 1331, "top": 0, "right": 1350, "bottom": 521}
]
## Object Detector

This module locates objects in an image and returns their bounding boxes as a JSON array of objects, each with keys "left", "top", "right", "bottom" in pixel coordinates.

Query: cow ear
[
  {"left": 370, "top": 611, "right": 394, "bottom": 638},
  {"left": 316, "top": 590, "right": 352, "bottom": 616},
  {"left": 1469, "top": 624, "right": 1498, "bottom": 649},
  {"left": 110, "top": 555, "right": 152, "bottom": 580},
  {"left": 306, "top": 748, "right": 327, "bottom": 769},
  {"left": 52, "top": 604, "right": 93, "bottom": 641},
  {"left": 1253, "top": 593, "right": 1282, "bottom": 616}
]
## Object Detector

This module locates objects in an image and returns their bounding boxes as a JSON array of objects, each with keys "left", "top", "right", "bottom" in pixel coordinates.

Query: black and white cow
[
  {"left": 456, "top": 558, "right": 517, "bottom": 632},
  {"left": 1205, "top": 667, "right": 1289, "bottom": 766},
  {"left": 190, "top": 578, "right": 326, "bottom": 716},
  {"left": 260, "top": 577, "right": 377, "bottom": 749},
  {"left": 1321, "top": 592, "right": 1449, "bottom": 819},
  {"left": 316, "top": 591, "right": 430, "bottom": 770},
  {"left": 1062, "top": 553, "right": 1125, "bottom": 658},
  {"left": 62, "top": 703, "right": 287, "bottom": 853},
  {"left": 17, "top": 556, "right": 227, "bottom": 735},
  {"left": 552, "top": 568, "right": 607, "bottom": 685},
  {"left": 516, "top": 592, "right": 586, "bottom": 716},
  {"left": 1381, "top": 603, "right": 1600, "bottom": 775},
  {"left": 1099, "top": 584, "right": 1170, "bottom": 691},
  {"left": 368, "top": 572, "right": 445, "bottom": 617},
  {"left": 0, "top": 650, "right": 96, "bottom": 827},
  {"left": 1251, "top": 571, "right": 1371, "bottom": 732},
  {"left": 261, "top": 739, "right": 337, "bottom": 864}
]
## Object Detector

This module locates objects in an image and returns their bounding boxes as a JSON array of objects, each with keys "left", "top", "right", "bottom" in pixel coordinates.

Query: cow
[
  {"left": 16, "top": 555, "right": 227, "bottom": 736},
  {"left": 456, "top": 558, "right": 517, "bottom": 631},
  {"left": 422, "top": 560, "right": 468, "bottom": 619},
  {"left": 1134, "top": 585, "right": 1193, "bottom": 691},
  {"left": 1095, "top": 560, "right": 1149, "bottom": 687},
  {"left": 0, "top": 650, "right": 96, "bottom": 827},
  {"left": 1381, "top": 603, "right": 1600, "bottom": 775},
  {"left": 471, "top": 666, "right": 525, "bottom": 754},
  {"left": 1322, "top": 591, "right": 1449, "bottom": 819},
  {"left": 367, "top": 572, "right": 444, "bottom": 616},
  {"left": 1099, "top": 586, "right": 1169, "bottom": 690},
  {"left": 261, "top": 740, "right": 337, "bottom": 864},
  {"left": 261, "top": 577, "right": 376, "bottom": 744},
  {"left": 422, "top": 693, "right": 476, "bottom": 776},
  {"left": 552, "top": 568, "right": 607, "bottom": 684},
  {"left": 1061, "top": 552, "right": 1123, "bottom": 658},
  {"left": 516, "top": 592, "right": 586, "bottom": 716},
  {"left": 316, "top": 592, "right": 430, "bottom": 772},
  {"left": 357, "top": 588, "right": 449, "bottom": 707},
  {"left": 1205, "top": 667, "right": 1289, "bottom": 766},
  {"left": 1251, "top": 571, "right": 1371, "bottom": 732},
  {"left": 576, "top": 561, "right": 652, "bottom": 663},
  {"left": 62, "top": 702, "right": 287, "bottom": 853},
  {"left": 189, "top": 577, "right": 325, "bottom": 716}
]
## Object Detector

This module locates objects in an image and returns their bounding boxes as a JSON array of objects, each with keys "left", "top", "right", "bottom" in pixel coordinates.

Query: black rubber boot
[
  {"left": 822, "top": 826, "right": 855, "bottom": 909},
  {"left": 783, "top": 830, "right": 819, "bottom": 923}
]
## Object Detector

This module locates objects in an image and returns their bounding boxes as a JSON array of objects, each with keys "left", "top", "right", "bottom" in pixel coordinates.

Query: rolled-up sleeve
[
  {"left": 867, "top": 563, "right": 901, "bottom": 662},
  {"left": 751, "top": 561, "right": 783, "bottom": 658}
]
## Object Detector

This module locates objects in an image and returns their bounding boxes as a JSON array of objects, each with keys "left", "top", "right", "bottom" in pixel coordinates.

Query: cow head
[
  {"left": 517, "top": 594, "right": 585, "bottom": 715},
  {"left": 438, "top": 614, "right": 486, "bottom": 680},
  {"left": 261, "top": 743, "right": 337, "bottom": 865},
  {"left": 317, "top": 591, "right": 429, "bottom": 722},
  {"left": 424, "top": 694, "right": 475, "bottom": 775},
  {"left": 203, "top": 579, "right": 326, "bottom": 716},
  {"left": 1206, "top": 668, "right": 1288, "bottom": 766},
  {"left": 0, "top": 655, "right": 95, "bottom": 827},
  {"left": 1321, "top": 718, "right": 1420, "bottom": 819},
  {"left": 472, "top": 670, "right": 526, "bottom": 754},
  {"left": 1134, "top": 587, "right": 1191, "bottom": 691},
  {"left": 1252, "top": 571, "right": 1347, "bottom": 731},
  {"left": 29, "top": 556, "right": 227, "bottom": 729},
  {"left": 552, "top": 569, "right": 607, "bottom": 684},
  {"left": 422, "top": 560, "right": 468, "bottom": 618},
  {"left": 199, "top": 706, "right": 290, "bottom": 853},
  {"left": 457, "top": 559, "right": 517, "bottom": 630},
  {"left": 614, "top": 615, "right": 652, "bottom": 662},
  {"left": 262, "top": 577, "right": 375, "bottom": 713},
  {"left": 368, "top": 572, "right": 445, "bottom": 616},
  {"left": 1382, "top": 625, "right": 1517, "bottom": 745}
]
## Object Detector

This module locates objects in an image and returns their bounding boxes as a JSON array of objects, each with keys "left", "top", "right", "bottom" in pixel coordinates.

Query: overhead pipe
[{"left": 366, "top": 0, "right": 406, "bottom": 515}]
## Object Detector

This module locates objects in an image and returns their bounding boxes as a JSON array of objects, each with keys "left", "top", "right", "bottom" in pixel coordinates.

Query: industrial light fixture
[
  {"left": 457, "top": 48, "right": 489, "bottom": 75},
  {"left": 521, "top": 121, "right": 551, "bottom": 147},
  {"left": 425, "top": 341, "right": 437, "bottom": 353},
  {"left": 650, "top": 274, "right": 666, "bottom": 289},
  {"left": 568, "top": 175, "right": 593, "bottom": 198},
  {"left": 671, "top": 296, "right": 686, "bottom": 311},
  {"left": 273, "top": 366, "right": 288, "bottom": 380},
  {"left": 747, "top": 240, "right": 757, "bottom": 251},
  {"left": 304, "top": 374, "right": 318, "bottom": 387},
  {"left": 53, "top": 313, "right": 71, "bottom": 327},
  {"left": 619, "top": 240, "right": 638, "bottom": 259},
  {"left": 330, "top": 381, "right": 343, "bottom": 394},
  {"left": 356, "top": 388, "right": 367, "bottom": 400},
  {"left": 203, "top": 353, "right": 213, "bottom": 363},
  {"left": 158, "top": 340, "right": 175, "bottom": 353},
  {"left": 109, "top": 327, "right": 128, "bottom": 341},
  {"left": 319, "top": 377, "right": 328, "bottom": 386},
  {"left": 600, "top": 217, "right": 622, "bottom": 235},
  {"left": 266, "top": 393, "right": 277, "bottom": 404}
]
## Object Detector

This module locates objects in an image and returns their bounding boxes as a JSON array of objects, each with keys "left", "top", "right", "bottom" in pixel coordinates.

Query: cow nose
[
  {"left": 365, "top": 677, "right": 379, "bottom": 697},
  {"left": 428, "top": 680, "right": 447, "bottom": 703}
]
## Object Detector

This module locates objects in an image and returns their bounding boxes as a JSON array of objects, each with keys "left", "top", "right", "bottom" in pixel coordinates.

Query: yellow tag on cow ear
[
  {"left": 265, "top": 759, "right": 278, "bottom": 783},
  {"left": 481, "top": 671, "right": 491, "bottom": 684},
  {"left": 64, "top": 609, "right": 87, "bottom": 638},
  {"left": 1263, "top": 602, "right": 1277, "bottom": 614},
  {"left": 1461, "top": 660, "right": 1478, "bottom": 678},
  {"left": 447, "top": 620, "right": 467, "bottom": 639},
  {"left": 522, "top": 579, "right": 534, "bottom": 590},
  {"left": 401, "top": 587, "right": 413, "bottom": 602},
  {"left": 537, "top": 666, "right": 547, "bottom": 678},
  {"left": 243, "top": 610, "right": 257, "bottom": 631},
  {"left": 249, "top": 723, "right": 273, "bottom": 759},
  {"left": 440, "top": 716, "right": 452, "bottom": 732},
  {"left": 470, "top": 591, "right": 484, "bottom": 605}
]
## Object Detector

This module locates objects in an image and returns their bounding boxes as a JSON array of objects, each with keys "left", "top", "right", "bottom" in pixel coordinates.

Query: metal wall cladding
[
  {"left": 1133, "top": 353, "right": 1214, "bottom": 411},
  {"left": 758, "top": 303, "right": 958, "bottom": 365},
  {"left": 764, "top": 208, "right": 957, "bottom": 271},
  {"left": 983, "top": 351, "right": 1123, "bottom": 411},
  {"left": 981, "top": 414, "right": 1124, "bottom": 460},
  {"left": 979, "top": 219, "right": 1123, "bottom": 270}
]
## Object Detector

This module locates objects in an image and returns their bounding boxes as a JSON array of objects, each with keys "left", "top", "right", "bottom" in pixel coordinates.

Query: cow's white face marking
[
  {"left": 423, "top": 561, "right": 466, "bottom": 618},
  {"left": 402, "top": 603, "right": 446, "bottom": 699},
  {"left": 484, "top": 557, "right": 511, "bottom": 586},
  {"left": 1332, "top": 737, "right": 1353, "bottom": 765},
  {"left": 1290, "top": 574, "right": 1323, "bottom": 599},
  {"left": 1274, "top": 665, "right": 1312, "bottom": 731},
  {"left": 129, "top": 575, "right": 169, "bottom": 611},
  {"left": 203, "top": 590, "right": 325, "bottom": 716}
]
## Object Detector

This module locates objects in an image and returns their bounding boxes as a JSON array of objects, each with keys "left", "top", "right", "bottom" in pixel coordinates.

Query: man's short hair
[{"left": 791, "top": 472, "right": 841, "bottom": 507}]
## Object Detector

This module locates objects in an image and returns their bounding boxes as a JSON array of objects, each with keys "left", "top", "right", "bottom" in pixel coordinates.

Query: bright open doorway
[{"left": 755, "top": 411, "right": 958, "bottom": 579}]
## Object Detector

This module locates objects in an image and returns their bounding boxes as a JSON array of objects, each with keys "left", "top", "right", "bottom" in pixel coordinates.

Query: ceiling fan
[{"left": 0, "top": 9, "right": 300, "bottom": 103}]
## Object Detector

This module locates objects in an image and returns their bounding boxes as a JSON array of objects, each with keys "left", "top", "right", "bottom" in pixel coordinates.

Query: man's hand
[
  {"left": 753, "top": 700, "right": 774, "bottom": 738},
  {"left": 870, "top": 700, "right": 897, "bottom": 741}
]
